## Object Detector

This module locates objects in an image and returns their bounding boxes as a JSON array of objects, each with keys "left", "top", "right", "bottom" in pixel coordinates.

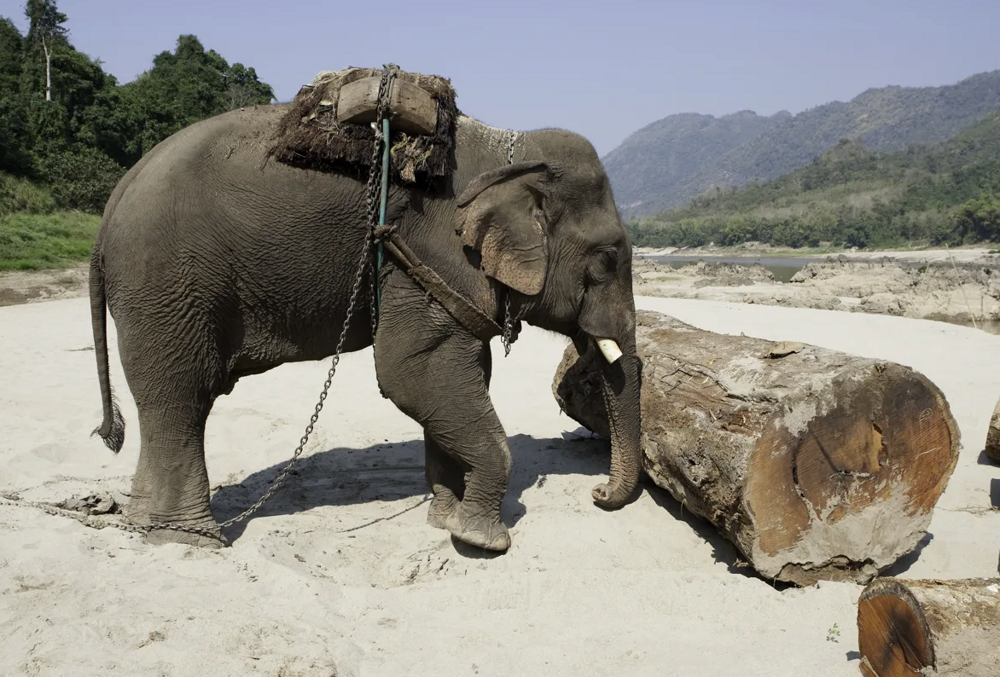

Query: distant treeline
[
  {"left": 1, "top": 0, "right": 275, "bottom": 215},
  {"left": 630, "top": 109, "right": 1000, "bottom": 249}
]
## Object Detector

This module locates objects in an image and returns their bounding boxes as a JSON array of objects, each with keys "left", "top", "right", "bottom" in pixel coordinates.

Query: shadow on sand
[
  {"left": 210, "top": 432, "right": 755, "bottom": 573},
  {"left": 977, "top": 449, "right": 999, "bottom": 467},
  {"left": 879, "top": 532, "right": 935, "bottom": 578},
  {"left": 212, "top": 433, "right": 619, "bottom": 545}
]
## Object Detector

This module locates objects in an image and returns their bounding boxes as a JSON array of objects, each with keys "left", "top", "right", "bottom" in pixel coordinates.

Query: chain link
[
  {"left": 500, "top": 295, "right": 513, "bottom": 357},
  {"left": 500, "top": 129, "right": 518, "bottom": 357},
  {"left": 2, "top": 65, "right": 402, "bottom": 544},
  {"left": 366, "top": 64, "right": 399, "bottom": 341}
]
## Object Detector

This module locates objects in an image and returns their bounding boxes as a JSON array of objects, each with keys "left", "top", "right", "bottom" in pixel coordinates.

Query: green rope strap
[{"left": 376, "top": 116, "right": 391, "bottom": 313}]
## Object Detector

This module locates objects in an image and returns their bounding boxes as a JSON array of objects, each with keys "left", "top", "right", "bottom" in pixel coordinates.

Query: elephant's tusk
[{"left": 596, "top": 338, "right": 623, "bottom": 363}]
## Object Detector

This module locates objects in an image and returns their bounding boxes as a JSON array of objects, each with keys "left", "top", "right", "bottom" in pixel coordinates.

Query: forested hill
[
  {"left": 630, "top": 107, "right": 1000, "bottom": 249},
  {"left": 608, "top": 69, "right": 1000, "bottom": 219},
  {"left": 0, "top": 3, "right": 275, "bottom": 215},
  {"left": 601, "top": 110, "right": 792, "bottom": 217}
]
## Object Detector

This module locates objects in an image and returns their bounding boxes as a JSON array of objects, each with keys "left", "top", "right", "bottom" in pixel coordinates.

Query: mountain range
[{"left": 604, "top": 69, "right": 1000, "bottom": 219}]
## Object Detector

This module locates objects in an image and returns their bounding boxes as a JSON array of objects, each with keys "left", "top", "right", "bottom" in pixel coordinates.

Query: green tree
[
  {"left": 123, "top": 35, "right": 275, "bottom": 155},
  {"left": 24, "top": 0, "right": 68, "bottom": 102},
  {"left": 223, "top": 62, "right": 275, "bottom": 110},
  {"left": 954, "top": 194, "right": 1000, "bottom": 242},
  {"left": 3, "top": 3, "right": 276, "bottom": 217},
  {"left": 0, "top": 17, "right": 31, "bottom": 172}
]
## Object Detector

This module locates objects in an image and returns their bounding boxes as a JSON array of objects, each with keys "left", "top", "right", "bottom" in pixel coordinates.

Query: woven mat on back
[{"left": 268, "top": 67, "right": 458, "bottom": 185}]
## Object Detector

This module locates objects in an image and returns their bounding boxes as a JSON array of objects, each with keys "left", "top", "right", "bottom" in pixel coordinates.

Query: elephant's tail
[{"left": 89, "top": 245, "right": 125, "bottom": 453}]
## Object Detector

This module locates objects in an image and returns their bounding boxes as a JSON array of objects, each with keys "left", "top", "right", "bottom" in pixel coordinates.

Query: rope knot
[{"left": 373, "top": 223, "right": 397, "bottom": 242}]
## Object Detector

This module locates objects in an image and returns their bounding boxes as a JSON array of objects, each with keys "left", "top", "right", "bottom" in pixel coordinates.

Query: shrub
[
  {"left": 32, "top": 147, "right": 126, "bottom": 214},
  {"left": 0, "top": 172, "right": 57, "bottom": 215}
]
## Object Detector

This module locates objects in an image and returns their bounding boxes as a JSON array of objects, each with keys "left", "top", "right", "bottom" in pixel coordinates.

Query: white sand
[{"left": 2, "top": 295, "right": 999, "bottom": 676}]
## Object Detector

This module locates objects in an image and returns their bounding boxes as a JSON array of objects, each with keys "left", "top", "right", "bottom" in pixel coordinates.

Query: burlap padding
[{"left": 268, "top": 67, "right": 458, "bottom": 184}]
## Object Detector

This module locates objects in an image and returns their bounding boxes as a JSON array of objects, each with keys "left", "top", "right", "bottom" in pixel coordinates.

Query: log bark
[
  {"left": 985, "top": 395, "right": 1000, "bottom": 463},
  {"left": 857, "top": 577, "right": 1000, "bottom": 676},
  {"left": 553, "top": 310, "right": 960, "bottom": 586}
]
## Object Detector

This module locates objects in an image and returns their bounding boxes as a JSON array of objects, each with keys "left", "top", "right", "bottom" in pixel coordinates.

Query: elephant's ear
[{"left": 454, "top": 161, "right": 550, "bottom": 296}]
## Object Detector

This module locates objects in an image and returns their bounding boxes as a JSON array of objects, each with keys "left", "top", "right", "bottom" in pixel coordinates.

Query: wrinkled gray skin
[{"left": 89, "top": 104, "right": 642, "bottom": 551}]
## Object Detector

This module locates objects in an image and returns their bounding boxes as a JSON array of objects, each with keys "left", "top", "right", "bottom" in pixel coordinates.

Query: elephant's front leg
[
  {"left": 375, "top": 269, "right": 512, "bottom": 551},
  {"left": 425, "top": 342, "right": 492, "bottom": 528},
  {"left": 424, "top": 435, "right": 465, "bottom": 529}
]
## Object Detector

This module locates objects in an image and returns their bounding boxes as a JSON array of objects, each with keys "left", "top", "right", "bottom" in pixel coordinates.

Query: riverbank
[
  {"left": 633, "top": 249, "right": 1000, "bottom": 333},
  {"left": 0, "top": 262, "right": 89, "bottom": 306},
  {"left": 634, "top": 242, "right": 998, "bottom": 263}
]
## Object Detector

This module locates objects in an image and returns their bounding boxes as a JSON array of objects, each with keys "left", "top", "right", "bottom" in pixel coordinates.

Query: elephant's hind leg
[
  {"left": 135, "top": 398, "right": 225, "bottom": 548},
  {"left": 116, "top": 318, "right": 227, "bottom": 548}
]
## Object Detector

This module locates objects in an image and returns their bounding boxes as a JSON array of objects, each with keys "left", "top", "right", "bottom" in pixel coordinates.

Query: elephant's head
[{"left": 455, "top": 129, "right": 642, "bottom": 509}]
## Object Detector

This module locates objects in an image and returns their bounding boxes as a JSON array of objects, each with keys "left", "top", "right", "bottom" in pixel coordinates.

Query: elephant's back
[
  {"left": 97, "top": 103, "right": 367, "bottom": 297},
  {"left": 98, "top": 103, "right": 330, "bottom": 248},
  {"left": 109, "top": 103, "right": 294, "bottom": 208}
]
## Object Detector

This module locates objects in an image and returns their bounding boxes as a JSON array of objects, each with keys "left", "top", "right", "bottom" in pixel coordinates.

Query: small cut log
[
  {"left": 985, "top": 394, "right": 1000, "bottom": 463},
  {"left": 553, "top": 310, "right": 960, "bottom": 586},
  {"left": 337, "top": 76, "right": 438, "bottom": 136},
  {"left": 857, "top": 577, "right": 1000, "bottom": 676}
]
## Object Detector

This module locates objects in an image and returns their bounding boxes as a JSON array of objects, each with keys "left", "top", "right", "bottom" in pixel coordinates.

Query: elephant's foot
[
  {"left": 426, "top": 493, "right": 459, "bottom": 530},
  {"left": 135, "top": 508, "right": 228, "bottom": 549},
  {"left": 124, "top": 497, "right": 223, "bottom": 548},
  {"left": 122, "top": 495, "right": 152, "bottom": 524},
  {"left": 145, "top": 524, "right": 228, "bottom": 549},
  {"left": 444, "top": 504, "right": 510, "bottom": 552}
]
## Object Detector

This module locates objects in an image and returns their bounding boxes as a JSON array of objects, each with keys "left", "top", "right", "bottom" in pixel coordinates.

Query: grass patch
[{"left": 0, "top": 211, "right": 101, "bottom": 271}]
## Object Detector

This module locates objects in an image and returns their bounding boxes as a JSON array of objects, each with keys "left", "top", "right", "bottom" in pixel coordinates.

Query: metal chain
[
  {"left": 1, "top": 65, "right": 401, "bottom": 544},
  {"left": 500, "top": 129, "right": 518, "bottom": 357},
  {"left": 501, "top": 295, "right": 513, "bottom": 357},
  {"left": 366, "top": 64, "right": 398, "bottom": 341},
  {"left": 0, "top": 492, "right": 168, "bottom": 535}
]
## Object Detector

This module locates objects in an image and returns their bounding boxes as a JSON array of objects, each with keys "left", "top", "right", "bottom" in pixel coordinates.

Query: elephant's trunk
[{"left": 591, "top": 335, "right": 642, "bottom": 508}]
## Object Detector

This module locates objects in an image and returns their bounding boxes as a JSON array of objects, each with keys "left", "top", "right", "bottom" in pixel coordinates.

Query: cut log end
[
  {"left": 857, "top": 577, "right": 1000, "bottom": 677},
  {"left": 857, "top": 578, "right": 934, "bottom": 676},
  {"left": 747, "top": 362, "right": 959, "bottom": 585}
]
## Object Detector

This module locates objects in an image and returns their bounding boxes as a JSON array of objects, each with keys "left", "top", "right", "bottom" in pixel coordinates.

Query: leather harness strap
[
  {"left": 374, "top": 224, "right": 504, "bottom": 343},
  {"left": 370, "top": 127, "right": 520, "bottom": 347}
]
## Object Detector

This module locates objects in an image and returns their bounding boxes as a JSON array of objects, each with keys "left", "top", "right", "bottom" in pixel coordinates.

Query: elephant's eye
[
  {"left": 588, "top": 247, "right": 619, "bottom": 284},
  {"left": 597, "top": 247, "right": 619, "bottom": 272}
]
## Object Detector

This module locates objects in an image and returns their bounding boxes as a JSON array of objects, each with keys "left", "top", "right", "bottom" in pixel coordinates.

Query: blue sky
[{"left": 4, "top": 0, "right": 999, "bottom": 156}]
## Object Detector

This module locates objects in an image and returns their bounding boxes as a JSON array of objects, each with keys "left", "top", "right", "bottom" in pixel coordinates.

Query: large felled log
[
  {"left": 985, "top": 394, "right": 1000, "bottom": 462},
  {"left": 553, "top": 310, "right": 960, "bottom": 586},
  {"left": 857, "top": 577, "right": 1000, "bottom": 676}
]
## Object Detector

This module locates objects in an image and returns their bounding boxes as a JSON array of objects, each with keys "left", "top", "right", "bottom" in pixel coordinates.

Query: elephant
[{"left": 88, "top": 98, "right": 642, "bottom": 552}]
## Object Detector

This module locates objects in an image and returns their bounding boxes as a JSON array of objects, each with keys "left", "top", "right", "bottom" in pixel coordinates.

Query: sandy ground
[
  {"left": 0, "top": 264, "right": 89, "bottom": 307},
  {"left": 2, "top": 294, "right": 999, "bottom": 677},
  {"left": 633, "top": 254, "right": 1000, "bottom": 331}
]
